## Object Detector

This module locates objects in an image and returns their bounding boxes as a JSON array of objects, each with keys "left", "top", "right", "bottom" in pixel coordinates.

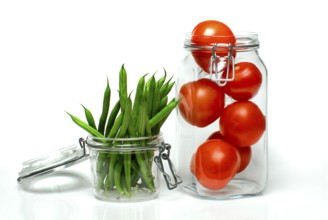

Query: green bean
[
  {"left": 107, "top": 112, "right": 123, "bottom": 138},
  {"left": 158, "top": 96, "right": 168, "bottom": 111},
  {"left": 129, "top": 75, "right": 147, "bottom": 137},
  {"left": 152, "top": 96, "right": 168, "bottom": 134},
  {"left": 145, "top": 75, "right": 156, "bottom": 118},
  {"left": 97, "top": 160, "right": 109, "bottom": 192},
  {"left": 119, "top": 65, "right": 128, "bottom": 111},
  {"left": 128, "top": 120, "right": 137, "bottom": 138},
  {"left": 124, "top": 152, "right": 132, "bottom": 191},
  {"left": 67, "top": 112, "right": 109, "bottom": 190},
  {"left": 145, "top": 112, "right": 152, "bottom": 137},
  {"left": 135, "top": 151, "right": 155, "bottom": 191},
  {"left": 66, "top": 112, "right": 104, "bottom": 138},
  {"left": 108, "top": 73, "right": 128, "bottom": 192},
  {"left": 110, "top": 93, "right": 132, "bottom": 193},
  {"left": 136, "top": 152, "right": 155, "bottom": 192},
  {"left": 149, "top": 99, "right": 179, "bottom": 128},
  {"left": 136, "top": 98, "right": 147, "bottom": 137},
  {"left": 105, "top": 100, "right": 121, "bottom": 137},
  {"left": 164, "top": 82, "right": 175, "bottom": 98},
  {"left": 131, "top": 162, "right": 140, "bottom": 187},
  {"left": 121, "top": 175, "right": 130, "bottom": 197},
  {"left": 131, "top": 74, "right": 146, "bottom": 128},
  {"left": 81, "top": 104, "right": 97, "bottom": 130},
  {"left": 151, "top": 81, "right": 161, "bottom": 118},
  {"left": 160, "top": 81, "right": 175, "bottom": 99},
  {"left": 156, "top": 69, "right": 167, "bottom": 88},
  {"left": 98, "top": 78, "right": 111, "bottom": 135},
  {"left": 114, "top": 158, "right": 125, "bottom": 195},
  {"left": 96, "top": 153, "right": 107, "bottom": 173},
  {"left": 152, "top": 113, "right": 170, "bottom": 135},
  {"left": 118, "top": 95, "right": 132, "bottom": 191},
  {"left": 166, "top": 75, "right": 174, "bottom": 84},
  {"left": 108, "top": 153, "right": 118, "bottom": 189},
  {"left": 159, "top": 75, "right": 173, "bottom": 98},
  {"left": 117, "top": 94, "right": 132, "bottom": 138},
  {"left": 159, "top": 83, "right": 168, "bottom": 99}
]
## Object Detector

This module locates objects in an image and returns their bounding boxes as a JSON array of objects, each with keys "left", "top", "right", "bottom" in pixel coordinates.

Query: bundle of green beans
[{"left": 66, "top": 65, "right": 178, "bottom": 197}]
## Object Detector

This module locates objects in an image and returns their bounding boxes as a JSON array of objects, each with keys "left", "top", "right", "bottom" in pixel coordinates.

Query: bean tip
[{"left": 65, "top": 111, "right": 72, "bottom": 117}]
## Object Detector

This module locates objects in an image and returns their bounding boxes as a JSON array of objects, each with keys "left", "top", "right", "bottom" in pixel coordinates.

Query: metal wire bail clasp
[
  {"left": 209, "top": 43, "right": 235, "bottom": 86},
  {"left": 154, "top": 143, "right": 183, "bottom": 190}
]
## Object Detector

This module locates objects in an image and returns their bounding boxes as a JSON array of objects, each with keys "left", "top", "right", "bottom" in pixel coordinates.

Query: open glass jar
[
  {"left": 17, "top": 133, "right": 182, "bottom": 202},
  {"left": 176, "top": 32, "right": 267, "bottom": 199},
  {"left": 85, "top": 134, "right": 182, "bottom": 202}
]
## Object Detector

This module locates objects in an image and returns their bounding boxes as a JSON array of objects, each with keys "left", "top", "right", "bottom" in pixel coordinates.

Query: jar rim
[
  {"left": 85, "top": 133, "right": 164, "bottom": 152},
  {"left": 184, "top": 32, "right": 259, "bottom": 50}
]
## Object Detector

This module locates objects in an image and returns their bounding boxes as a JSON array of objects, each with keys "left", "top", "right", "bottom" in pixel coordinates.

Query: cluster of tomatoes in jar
[{"left": 178, "top": 20, "right": 266, "bottom": 190}]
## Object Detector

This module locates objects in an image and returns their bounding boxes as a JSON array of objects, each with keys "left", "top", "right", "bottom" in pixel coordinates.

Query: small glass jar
[
  {"left": 85, "top": 133, "right": 181, "bottom": 202},
  {"left": 176, "top": 32, "right": 268, "bottom": 199}
]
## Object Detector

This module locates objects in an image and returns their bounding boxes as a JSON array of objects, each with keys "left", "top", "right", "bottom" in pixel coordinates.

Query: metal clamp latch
[
  {"left": 209, "top": 43, "right": 235, "bottom": 86},
  {"left": 154, "top": 143, "right": 183, "bottom": 190}
]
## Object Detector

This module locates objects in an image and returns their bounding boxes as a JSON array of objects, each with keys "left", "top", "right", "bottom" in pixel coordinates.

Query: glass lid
[{"left": 17, "top": 139, "right": 88, "bottom": 183}]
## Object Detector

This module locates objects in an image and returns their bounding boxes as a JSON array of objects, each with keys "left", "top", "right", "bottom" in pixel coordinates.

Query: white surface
[{"left": 1, "top": 0, "right": 328, "bottom": 219}]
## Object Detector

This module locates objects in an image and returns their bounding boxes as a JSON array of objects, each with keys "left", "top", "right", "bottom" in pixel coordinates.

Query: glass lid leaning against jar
[{"left": 176, "top": 20, "right": 268, "bottom": 199}]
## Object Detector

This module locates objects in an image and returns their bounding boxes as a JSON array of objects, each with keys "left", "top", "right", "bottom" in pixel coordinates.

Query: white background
[{"left": 1, "top": 0, "right": 328, "bottom": 219}]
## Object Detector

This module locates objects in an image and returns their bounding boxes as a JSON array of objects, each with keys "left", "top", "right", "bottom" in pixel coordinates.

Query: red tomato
[
  {"left": 207, "top": 131, "right": 252, "bottom": 173},
  {"left": 178, "top": 78, "right": 225, "bottom": 127},
  {"left": 195, "top": 139, "right": 240, "bottom": 190},
  {"left": 222, "top": 62, "right": 262, "bottom": 101},
  {"left": 207, "top": 130, "right": 224, "bottom": 140},
  {"left": 236, "top": 146, "right": 252, "bottom": 173},
  {"left": 219, "top": 101, "right": 266, "bottom": 146},
  {"left": 191, "top": 20, "right": 236, "bottom": 73}
]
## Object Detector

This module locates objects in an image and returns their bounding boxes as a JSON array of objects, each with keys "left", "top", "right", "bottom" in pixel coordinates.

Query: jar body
[
  {"left": 86, "top": 134, "right": 163, "bottom": 202},
  {"left": 176, "top": 33, "right": 267, "bottom": 199}
]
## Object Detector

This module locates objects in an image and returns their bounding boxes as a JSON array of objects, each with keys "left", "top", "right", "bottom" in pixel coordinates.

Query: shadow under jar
[{"left": 176, "top": 32, "right": 268, "bottom": 199}]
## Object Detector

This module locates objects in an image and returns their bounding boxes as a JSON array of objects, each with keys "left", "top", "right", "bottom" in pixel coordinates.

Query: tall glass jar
[{"left": 176, "top": 32, "right": 267, "bottom": 199}]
